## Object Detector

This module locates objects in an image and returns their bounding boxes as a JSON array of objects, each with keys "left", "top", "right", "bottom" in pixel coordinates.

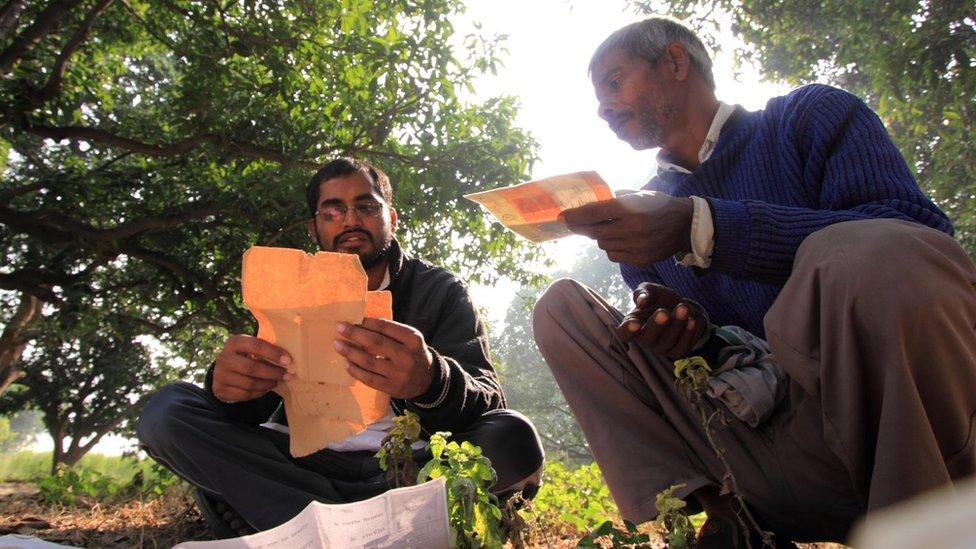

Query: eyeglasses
[{"left": 314, "top": 202, "right": 385, "bottom": 223}]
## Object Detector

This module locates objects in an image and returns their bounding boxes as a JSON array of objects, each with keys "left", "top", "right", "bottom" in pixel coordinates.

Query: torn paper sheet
[
  {"left": 464, "top": 171, "right": 614, "bottom": 242},
  {"left": 173, "top": 478, "right": 450, "bottom": 549},
  {"left": 242, "top": 246, "right": 391, "bottom": 457}
]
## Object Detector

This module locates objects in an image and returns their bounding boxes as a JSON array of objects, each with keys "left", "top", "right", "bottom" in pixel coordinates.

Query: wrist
[
  {"left": 410, "top": 350, "right": 450, "bottom": 409},
  {"left": 677, "top": 197, "right": 695, "bottom": 254},
  {"left": 410, "top": 350, "right": 436, "bottom": 399}
]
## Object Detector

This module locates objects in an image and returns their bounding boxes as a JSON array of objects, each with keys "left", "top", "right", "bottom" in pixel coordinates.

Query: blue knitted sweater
[{"left": 620, "top": 84, "right": 952, "bottom": 338}]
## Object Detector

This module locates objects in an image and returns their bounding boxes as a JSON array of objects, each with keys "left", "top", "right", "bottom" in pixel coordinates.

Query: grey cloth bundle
[{"left": 705, "top": 326, "right": 788, "bottom": 427}]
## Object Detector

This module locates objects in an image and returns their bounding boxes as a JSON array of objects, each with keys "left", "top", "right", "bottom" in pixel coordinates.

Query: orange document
[
  {"left": 242, "top": 246, "right": 391, "bottom": 457},
  {"left": 463, "top": 171, "right": 614, "bottom": 242}
]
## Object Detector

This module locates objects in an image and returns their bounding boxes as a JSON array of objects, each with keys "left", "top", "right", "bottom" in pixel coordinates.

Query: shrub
[
  {"left": 38, "top": 466, "right": 124, "bottom": 505},
  {"left": 520, "top": 461, "right": 617, "bottom": 535}
]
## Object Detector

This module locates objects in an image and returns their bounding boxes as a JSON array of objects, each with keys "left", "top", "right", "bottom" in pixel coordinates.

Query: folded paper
[
  {"left": 242, "top": 246, "right": 391, "bottom": 457},
  {"left": 463, "top": 171, "right": 614, "bottom": 242}
]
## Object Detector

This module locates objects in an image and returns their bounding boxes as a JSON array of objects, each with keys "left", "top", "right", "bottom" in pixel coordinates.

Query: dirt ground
[
  {"left": 0, "top": 482, "right": 848, "bottom": 548},
  {"left": 0, "top": 482, "right": 210, "bottom": 548}
]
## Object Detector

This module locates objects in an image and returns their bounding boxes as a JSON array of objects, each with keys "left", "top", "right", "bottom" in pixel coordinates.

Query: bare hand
[
  {"left": 213, "top": 335, "right": 292, "bottom": 403},
  {"left": 561, "top": 191, "right": 694, "bottom": 266},
  {"left": 334, "top": 318, "right": 435, "bottom": 399},
  {"left": 616, "top": 282, "right": 709, "bottom": 360}
]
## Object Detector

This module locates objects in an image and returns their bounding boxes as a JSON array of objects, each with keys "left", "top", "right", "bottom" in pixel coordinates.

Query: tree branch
[
  {"left": 0, "top": 179, "right": 49, "bottom": 202},
  {"left": 26, "top": 125, "right": 212, "bottom": 156},
  {"left": 24, "top": 124, "right": 319, "bottom": 168},
  {"left": 0, "top": 0, "right": 26, "bottom": 38},
  {"left": 261, "top": 217, "right": 307, "bottom": 246},
  {"left": 77, "top": 417, "right": 121, "bottom": 454},
  {"left": 100, "top": 204, "right": 222, "bottom": 241},
  {"left": 111, "top": 310, "right": 202, "bottom": 337},
  {"left": 0, "top": 254, "right": 110, "bottom": 301},
  {"left": 0, "top": 273, "right": 58, "bottom": 302},
  {"left": 0, "top": 0, "right": 85, "bottom": 75},
  {"left": 0, "top": 292, "right": 40, "bottom": 347},
  {"left": 119, "top": 242, "right": 215, "bottom": 299},
  {"left": 28, "top": 0, "right": 116, "bottom": 108},
  {"left": 224, "top": 136, "right": 318, "bottom": 169},
  {"left": 0, "top": 201, "right": 222, "bottom": 243},
  {"left": 89, "top": 277, "right": 150, "bottom": 296},
  {"left": 117, "top": 0, "right": 176, "bottom": 50},
  {"left": 210, "top": 216, "right": 308, "bottom": 283},
  {"left": 0, "top": 292, "right": 41, "bottom": 395}
]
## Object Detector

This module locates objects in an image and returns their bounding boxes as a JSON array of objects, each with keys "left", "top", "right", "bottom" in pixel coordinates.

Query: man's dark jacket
[{"left": 204, "top": 238, "right": 504, "bottom": 435}]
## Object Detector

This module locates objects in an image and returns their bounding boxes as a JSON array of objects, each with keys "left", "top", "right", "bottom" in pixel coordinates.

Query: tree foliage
[
  {"left": 0, "top": 410, "right": 44, "bottom": 453},
  {"left": 0, "top": 311, "right": 178, "bottom": 471},
  {"left": 0, "top": 0, "right": 540, "bottom": 344},
  {"left": 0, "top": 0, "right": 541, "bottom": 456},
  {"left": 494, "top": 245, "right": 630, "bottom": 465},
  {"left": 631, "top": 0, "right": 976, "bottom": 253}
]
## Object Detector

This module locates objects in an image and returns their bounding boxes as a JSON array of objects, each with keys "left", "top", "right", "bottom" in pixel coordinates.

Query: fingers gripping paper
[
  {"left": 242, "top": 246, "right": 391, "bottom": 457},
  {"left": 463, "top": 171, "right": 613, "bottom": 242}
]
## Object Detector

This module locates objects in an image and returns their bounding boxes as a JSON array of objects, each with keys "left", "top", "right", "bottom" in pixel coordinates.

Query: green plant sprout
[
  {"left": 376, "top": 413, "right": 513, "bottom": 548},
  {"left": 576, "top": 519, "right": 653, "bottom": 548},
  {"left": 654, "top": 483, "right": 694, "bottom": 549},
  {"left": 500, "top": 492, "right": 529, "bottom": 549},
  {"left": 418, "top": 432, "right": 504, "bottom": 548},
  {"left": 375, "top": 410, "right": 422, "bottom": 488},
  {"left": 671, "top": 356, "right": 774, "bottom": 549}
]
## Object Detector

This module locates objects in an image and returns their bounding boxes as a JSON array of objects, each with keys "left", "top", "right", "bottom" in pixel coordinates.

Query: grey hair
[{"left": 590, "top": 16, "right": 715, "bottom": 90}]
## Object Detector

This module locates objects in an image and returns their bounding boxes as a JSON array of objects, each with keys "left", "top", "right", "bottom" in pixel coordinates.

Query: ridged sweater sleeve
[
  {"left": 403, "top": 278, "right": 504, "bottom": 433},
  {"left": 621, "top": 259, "right": 665, "bottom": 292},
  {"left": 707, "top": 86, "right": 952, "bottom": 285}
]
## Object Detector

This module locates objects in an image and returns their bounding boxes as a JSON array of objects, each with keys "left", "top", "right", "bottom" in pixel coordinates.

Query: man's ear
[
  {"left": 664, "top": 41, "right": 690, "bottom": 82},
  {"left": 389, "top": 207, "right": 398, "bottom": 232},
  {"left": 307, "top": 218, "right": 317, "bottom": 243}
]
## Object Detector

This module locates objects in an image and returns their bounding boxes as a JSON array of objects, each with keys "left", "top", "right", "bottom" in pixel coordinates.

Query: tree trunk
[
  {"left": 59, "top": 446, "right": 86, "bottom": 470},
  {"left": 0, "top": 292, "right": 40, "bottom": 396},
  {"left": 49, "top": 417, "right": 65, "bottom": 475},
  {"left": 50, "top": 418, "right": 122, "bottom": 473},
  {"left": 50, "top": 440, "right": 63, "bottom": 475}
]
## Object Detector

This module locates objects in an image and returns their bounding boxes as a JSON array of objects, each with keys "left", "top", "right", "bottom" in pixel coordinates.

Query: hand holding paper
[
  {"left": 212, "top": 335, "right": 293, "bottom": 403},
  {"left": 464, "top": 171, "right": 614, "bottom": 242},
  {"left": 335, "top": 318, "right": 435, "bottom": 399},
  {"left": 561, "top": 190, "right": 694, "bottom": 266}
]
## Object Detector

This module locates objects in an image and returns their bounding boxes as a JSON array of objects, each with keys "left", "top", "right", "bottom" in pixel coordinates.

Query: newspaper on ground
[
  {"left": 0, "top": 480, "right": 449, "bottom": 549},
  {"left": 174, "top": 478, "right": 450, "bottom": 549},
  {"left": 0, "top": 535, "right": 77, "bottom": 548},
  {"left": 464, "top": 171, "right": 613, "bottom": 242}
]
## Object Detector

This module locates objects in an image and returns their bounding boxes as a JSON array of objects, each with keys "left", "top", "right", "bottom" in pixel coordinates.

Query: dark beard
[
  {"left": 359, "top": 239, "right": 392, "bottom": 270},
  {"left": 634, "top": 98, "right": 674, "bottom": 149},
  {"left": 329, "top": 229, "right": 391, "bottom": 269}
]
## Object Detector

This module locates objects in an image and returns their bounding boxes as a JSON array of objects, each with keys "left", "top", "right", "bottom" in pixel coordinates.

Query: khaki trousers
[{"left": 533, "top": 220, "right": 976, "bottom": 542}]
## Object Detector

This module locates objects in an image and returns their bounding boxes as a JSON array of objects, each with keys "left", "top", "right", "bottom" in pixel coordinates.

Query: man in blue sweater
[{"left": 533, "top": 16, "right": 976, "bottom": 547}]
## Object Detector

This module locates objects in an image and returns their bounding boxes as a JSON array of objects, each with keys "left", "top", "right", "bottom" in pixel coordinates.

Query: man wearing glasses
[
  {"left": 137, "top": 157, "right": 543, "bottom": 538},
  {"left": 533, "top": 15, "right": 976, "bottom": 549}
]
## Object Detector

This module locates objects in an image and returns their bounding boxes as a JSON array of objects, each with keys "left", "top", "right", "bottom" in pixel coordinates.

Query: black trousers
[{"left": 136, "top": 382, "right": 544, "bottom": 531}]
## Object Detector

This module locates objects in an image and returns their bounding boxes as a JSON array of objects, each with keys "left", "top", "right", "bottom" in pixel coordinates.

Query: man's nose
[
  {"left": 341, "top": 207, "right": 363, "bottom": 227},
  {"left": 597, "top": 101, "right": 613, "bottom": 122}
]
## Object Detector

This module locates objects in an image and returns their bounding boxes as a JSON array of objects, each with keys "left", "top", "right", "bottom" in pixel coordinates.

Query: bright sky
[
  {"left": 458, "top": 0, "right": 788, "bottom": 327},
  {"left": 30, "top": 1, "right": 790, "bottom": 457}
]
